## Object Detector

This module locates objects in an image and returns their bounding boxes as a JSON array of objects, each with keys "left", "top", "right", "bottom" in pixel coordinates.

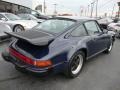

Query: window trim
[
  {"left": 95, "top": 20, "right": 103, "bottom": 32},
  {"left": 70, "top": 24, "right": 88, "bottom": 37},
  {"left": 0, "top": 14, "right": 8, "bottom": 21},
  {"left": 84, "top": 20, "right": 101, "bottom": 36},
  {"left": 0, "top": 14, "right": 6, "bottom": 20}
]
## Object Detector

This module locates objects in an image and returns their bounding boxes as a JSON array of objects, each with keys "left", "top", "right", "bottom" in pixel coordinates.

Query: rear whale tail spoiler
[{"left": 5, "top": 30, "right": 54, "bottom": 46}]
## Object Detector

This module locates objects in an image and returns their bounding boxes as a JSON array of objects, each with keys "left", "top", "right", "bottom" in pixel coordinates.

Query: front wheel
[
  {"left": 104, "top": 41, "right": 113, "bottom": 53},
  {"left": 65, "top": 51, "right": 85, "bottom": 78},
  {"left": 13, "top": 25, "right": 24, "bottom": 32}
]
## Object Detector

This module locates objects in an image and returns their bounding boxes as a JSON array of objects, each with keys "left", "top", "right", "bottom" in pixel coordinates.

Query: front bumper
[
  {"left": 115, "top": 30, "right": 120, "bottom": 38},
  {"left": 2, "top": 51, "right": 53, "bottom": 75},
  {"left": 108, "top": 27, "right": 120, "bottom": 38}
]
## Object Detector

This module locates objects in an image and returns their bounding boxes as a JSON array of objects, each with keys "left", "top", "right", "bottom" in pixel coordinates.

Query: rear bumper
[{"left": 2, "top": 51, "right": 53, "bottom": 75}]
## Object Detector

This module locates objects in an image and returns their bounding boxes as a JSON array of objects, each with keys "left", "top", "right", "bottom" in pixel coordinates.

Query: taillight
[
  {"left": 9, "top": 48, "right": 34, "bottom": 65},
  {"left": 34, "top": 60, "right": 52, "bottom": 68},
  {"left": 9, "top": 48, "right": 52, "bottom": 67}
]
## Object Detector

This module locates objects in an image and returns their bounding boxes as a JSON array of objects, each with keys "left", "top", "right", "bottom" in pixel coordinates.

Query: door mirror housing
[
  {"left": 113, "top": 18, "right": 118, "bottom": 23},
  {"left": 102, "top": 29, "right": 108, "bottom": 33},
  {"left": 1, "top": 18, "right": 7, "bottom": 21}
]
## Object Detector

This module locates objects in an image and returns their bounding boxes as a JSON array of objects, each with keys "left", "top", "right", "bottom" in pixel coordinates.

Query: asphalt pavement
[{"left": 0, "top": 39, "right": 120, "bottom": 90}]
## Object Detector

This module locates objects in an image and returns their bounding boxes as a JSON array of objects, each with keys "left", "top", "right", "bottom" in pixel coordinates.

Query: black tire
[
  {"left": 15, "top": 66, "right": 27, "bottom": 74},
  {"left": 112, "top": 36, "right": 115, "bottom": 42},
  {"left": 64, "top": 51, "right": 85, "bottom": 78},
  {"left": 13, "top": 25, "right": 24, "bottom": 32},
  {"left": 104, "top": 41, "right": 113, "bottom": 54}
]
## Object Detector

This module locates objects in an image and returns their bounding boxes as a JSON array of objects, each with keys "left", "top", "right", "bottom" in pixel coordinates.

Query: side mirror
[
  {"left": 102, "top": 29, "right": 108, "bottom": 33},
  {"left": 100, "top": 24, "right": 107, "bottom": 29},
  {"left": 1, "top": 18, "right": 7, "bottom": 21},
  {"left": 113, "top": 19, "right": 118, "bottom": 23}
]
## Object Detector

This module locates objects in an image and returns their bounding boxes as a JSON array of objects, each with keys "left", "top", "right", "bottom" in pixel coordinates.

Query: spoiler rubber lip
[{"left": 5, "top": 32, "right": 54, "bottom": 46}]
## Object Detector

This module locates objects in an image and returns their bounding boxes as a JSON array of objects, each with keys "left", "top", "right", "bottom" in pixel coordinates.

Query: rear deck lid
[{"left": 5, "top": 30, "right": 54, "bottom": 46}]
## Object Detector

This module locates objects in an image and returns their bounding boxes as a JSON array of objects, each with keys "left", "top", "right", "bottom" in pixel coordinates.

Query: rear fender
[{"left": 67, "top": 44, "right": 87, "bottom": 62}]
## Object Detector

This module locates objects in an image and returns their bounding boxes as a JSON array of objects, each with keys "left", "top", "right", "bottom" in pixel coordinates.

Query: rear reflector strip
[{"left": 9, "top": 48, "right": 34, "bottom": 65}]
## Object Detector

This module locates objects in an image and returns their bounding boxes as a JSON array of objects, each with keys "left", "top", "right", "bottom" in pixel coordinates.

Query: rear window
[{"left": 34, "top": 19, "right": 75, "bottom": 33}]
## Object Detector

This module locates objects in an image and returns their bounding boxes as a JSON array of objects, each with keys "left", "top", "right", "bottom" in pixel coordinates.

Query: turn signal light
[{"left": 34, "top": 60, "right": 52, "bottom": 67}]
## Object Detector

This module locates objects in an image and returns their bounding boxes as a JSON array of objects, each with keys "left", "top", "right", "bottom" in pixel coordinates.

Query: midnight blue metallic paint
[{"left": 2, "top": 17, "right": 113, "bottom": 75}]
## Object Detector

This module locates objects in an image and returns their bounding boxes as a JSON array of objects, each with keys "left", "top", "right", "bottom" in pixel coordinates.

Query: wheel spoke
[
  {"left": 71, "top": 65, "right": 77, "bottom": 71},
  {"left": 71, "top": 54, "right": 83, "bottom": 75}
]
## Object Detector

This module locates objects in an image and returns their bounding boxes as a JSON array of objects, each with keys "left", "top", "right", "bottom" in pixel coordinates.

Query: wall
[
  {"left": 32, "top": 0, "right": 42, "bottom": 10},
  {"left": 2, "top": 0, "right": 32, "bottom": 8}
]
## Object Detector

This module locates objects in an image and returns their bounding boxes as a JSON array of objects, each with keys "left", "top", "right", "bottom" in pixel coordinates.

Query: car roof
[
  {"left": 53, "top": 16, "right": 96, "bottom": 22},
  {"left": 0, "top": 12, "right": 14, "bottom": 15},
  {"left": 18, "top": 13, "right": 31, "bottom": 15}
]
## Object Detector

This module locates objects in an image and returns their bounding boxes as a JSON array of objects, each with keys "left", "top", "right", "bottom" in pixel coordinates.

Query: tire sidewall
[
  {"left": 105, "top": 40, "right": 113, "bottom": 53},
  {"left": 13, "top": 25, "right": 24, "bottom": 32},
  {"left": 66, "top": 51, "right": 85, "bottom": 78}
]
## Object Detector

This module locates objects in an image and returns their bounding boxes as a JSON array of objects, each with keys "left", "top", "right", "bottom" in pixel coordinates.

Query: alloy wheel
[{"left": 71, "top": 54, "right": 83, "bottom": 75}]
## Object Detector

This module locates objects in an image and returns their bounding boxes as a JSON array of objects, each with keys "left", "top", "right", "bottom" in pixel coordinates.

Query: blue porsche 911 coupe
[{"left": 2, "top": 16, "right": 115, "bottom": 78}]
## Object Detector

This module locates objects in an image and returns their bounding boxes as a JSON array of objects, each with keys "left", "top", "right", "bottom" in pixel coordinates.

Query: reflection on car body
[
  {"left": 0, "top": 13, "right": 38, "bottom": 32},
  {"left": 17, "top": 14, "right": 45, "bottom": 23}
]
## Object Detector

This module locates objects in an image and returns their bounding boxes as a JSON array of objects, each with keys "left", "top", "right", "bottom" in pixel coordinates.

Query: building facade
[
  {"left": 0, "top": 0, "right": 44, "bottom": 14},
  {"left": 0, "top": 0, "right": 32, "bottom": 14}
]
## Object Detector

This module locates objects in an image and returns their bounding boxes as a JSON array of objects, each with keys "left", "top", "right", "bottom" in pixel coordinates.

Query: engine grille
[{"left": 13, "top": 30, "right": 51, "bottom": 39}]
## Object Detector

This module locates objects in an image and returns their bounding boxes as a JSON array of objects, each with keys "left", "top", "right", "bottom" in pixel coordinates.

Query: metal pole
[
  {"left": 91, "top": 2, "right": 94, "bottom": 18},
  {"left": 53, "top": 4, "right": 57, "bottom": 15},
  {"left": 80, "top": 7, "right": 83, "bottom": 16},
  {"left": 117, "top": 2, "right": 120, "bottom": 18},
  {"left": 85, "top": 8, "right": 87, "bottom": 16},
  {"left": 96, "top": 0, "right": 98, "bottom": 18},
  {"left": 87, "top": 5, "right": 90, "bottom": 17},
  {"left": 43, "top": 0, "right": 46, "bottom": 14},
  {"left": 118, "top": 6, "right": 120, "bottom": 18},
  {"left": 111, "top": 4, "right": 115, "bottom": 18}
]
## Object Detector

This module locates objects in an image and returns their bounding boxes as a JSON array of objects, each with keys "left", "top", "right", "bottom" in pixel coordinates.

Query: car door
[{"left": 84, "top": 21, "right": 109, "bottom": 57}]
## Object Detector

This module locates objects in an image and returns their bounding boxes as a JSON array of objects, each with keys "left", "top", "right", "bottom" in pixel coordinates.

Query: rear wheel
[
  {"left": 15, "top": 66, "right": 27, "bottom": 74},
  {"left": 13, "top": 25, "right": 24, "bottom": 32},
  {"left": 65, "top": 51, "right": 85, "bottom": 78}
]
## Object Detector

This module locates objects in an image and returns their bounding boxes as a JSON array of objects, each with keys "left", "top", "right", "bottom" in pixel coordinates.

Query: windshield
[
  {"left": 98, "top": 18, "right": 113, "bottom": 23},
  {"left": 5, "top": 13, "right": 21, "bottom": 20},
  {"left": 117, "top": 20, "right": 120, "bottom": 23},
  {"left": 29, "top": 15, "right": 38, "bottom": 20},
  {"left": 31, "top": 11, "right": 41, "bottom": 17},
  {"left": 18, "top": 14, "right": 37, "bottom": 20},
  {"left": 17, "top": 14, "right": 27, "bottom": 20},
  {"left": 35, "top": 19, "right": 75, "bottom": 33}
]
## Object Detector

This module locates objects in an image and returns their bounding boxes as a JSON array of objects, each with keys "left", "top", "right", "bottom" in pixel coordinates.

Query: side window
[
  {"left": 84, "top": 21, "right": 100, "bottom": 35},
  {"left": 95, "top": 22, "right": 102, "bottom": 32},
  {"left": 0, "top": 14, "right": 5, "bottom": 20},
  {"left": 71, "top": 25, "right": 87, "bottom": 37}
]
